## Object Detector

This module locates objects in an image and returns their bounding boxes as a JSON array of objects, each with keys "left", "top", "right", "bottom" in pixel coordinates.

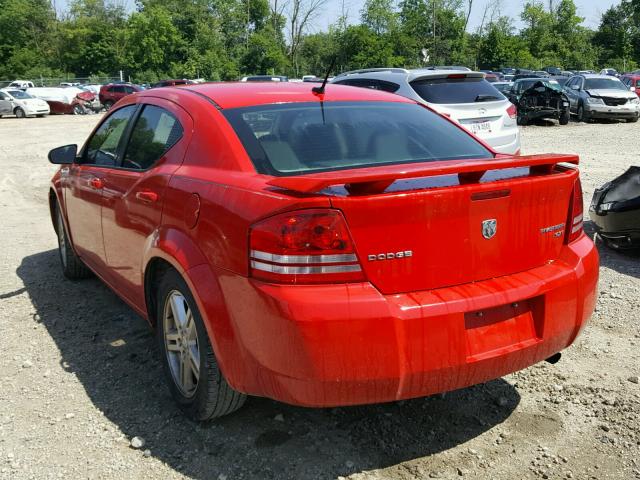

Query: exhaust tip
[{"left": 545, "top": 352, "right": 562, "bottom": 365}]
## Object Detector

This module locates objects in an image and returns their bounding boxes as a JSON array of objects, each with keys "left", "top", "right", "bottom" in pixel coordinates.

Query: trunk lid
[{"left": 269, "top": 155, "right": 579, "bottom": 294}]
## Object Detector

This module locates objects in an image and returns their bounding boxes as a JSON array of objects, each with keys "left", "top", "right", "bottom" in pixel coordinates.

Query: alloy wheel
[{"left": 163, "top": 290, "right": 200, "bottom": 398}]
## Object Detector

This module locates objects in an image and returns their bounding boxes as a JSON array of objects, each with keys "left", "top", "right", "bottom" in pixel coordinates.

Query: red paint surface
[{"left": 51, "top": 82, "right": 599, "bottom": 407}]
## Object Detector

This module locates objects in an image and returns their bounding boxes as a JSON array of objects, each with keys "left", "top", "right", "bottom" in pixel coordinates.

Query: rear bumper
[
  {"left": 486, "top": 128, "right": 521, "bottom": 155},
  {"left": 213, "top": 235, "right": 598, "bottom": 407}
]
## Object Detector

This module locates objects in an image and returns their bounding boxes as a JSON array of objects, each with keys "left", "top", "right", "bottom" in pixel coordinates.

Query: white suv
[{"left": 331, "top": 68, "right": 521, "bottom": 155}]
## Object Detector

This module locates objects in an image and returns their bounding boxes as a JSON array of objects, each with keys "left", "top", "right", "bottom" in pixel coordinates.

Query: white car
[
  {"left": 331, "top": 68, "right": 521, "bottom": 155},
  {"left": 0, "top": 89, "right": 50, "bottom": 118}
]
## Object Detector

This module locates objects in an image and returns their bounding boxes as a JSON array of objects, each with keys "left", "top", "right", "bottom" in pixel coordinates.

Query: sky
[
  {"left": 316, "top": 0, "right": 620, "bottom": 32},
  {"left": 56, "top": 0, "right": 620, "bottom": 32}
]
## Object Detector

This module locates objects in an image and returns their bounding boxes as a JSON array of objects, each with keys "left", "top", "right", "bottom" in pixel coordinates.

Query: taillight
[
  {"left": 249, "top": 209, "right": 364, "bottom": 284},
  {"left": 507, "top": 104, "right": 517, "bottom": 120},
  {"left": 565, "top": 178, "right": 584, "bottom": 244}
]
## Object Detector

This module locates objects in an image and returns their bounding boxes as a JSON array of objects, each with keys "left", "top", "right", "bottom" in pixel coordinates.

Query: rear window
[
  {"left": 410, "top": 77, "right": 505, "bottom": 104},
  {"left": 223, "top": 101, "right": 492, "bottom": 176}
]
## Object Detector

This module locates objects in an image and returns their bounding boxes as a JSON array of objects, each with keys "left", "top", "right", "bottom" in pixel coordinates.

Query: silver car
[
  {"left": 331, "top": 68, "right": 520, "bottom": 155},
  {"left": 564, "top": 74, "right": 640, "bottom": 123},
  {"left": 0, "top": 89, "right": 50, "bottom": 118}
]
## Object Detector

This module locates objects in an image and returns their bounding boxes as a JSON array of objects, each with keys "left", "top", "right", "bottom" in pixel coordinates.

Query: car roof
[
  {"left": 332, "top": 67, "right": 484, "bottom": 83},
  {"left": 158, "top": 82, "right": 415, "bottom": 109}
]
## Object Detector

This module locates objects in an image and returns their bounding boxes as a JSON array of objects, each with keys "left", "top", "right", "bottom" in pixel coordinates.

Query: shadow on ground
[
  {"left": 17, "top": 249, "right": 521, "bottom": 480},
  {"left": 585, "top": 220, "right": 640, "bottom": 280}
]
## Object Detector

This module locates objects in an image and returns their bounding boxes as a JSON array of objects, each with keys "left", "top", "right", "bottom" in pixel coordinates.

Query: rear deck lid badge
[{"left": 482, "top": 219, "right": 497, "bottom": 239}]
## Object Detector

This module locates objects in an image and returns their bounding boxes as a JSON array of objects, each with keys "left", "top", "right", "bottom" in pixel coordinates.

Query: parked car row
[{"left": 0, "top": 78, "right": 202, "bottom": 118}]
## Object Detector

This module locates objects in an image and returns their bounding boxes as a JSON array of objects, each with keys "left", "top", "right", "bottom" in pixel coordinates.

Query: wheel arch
[
  {"left": 141, "top": 226, "right": 211, "bottom": 329},
  {"left": 141, "top": 228, "right": 246, "bottom": 390}
]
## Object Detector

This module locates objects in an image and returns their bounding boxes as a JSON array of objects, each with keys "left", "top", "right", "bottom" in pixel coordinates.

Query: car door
[
  {"left": 564, "top": 77, "right": 579, "bottom": 112},
  {"left": 64, "top": 105, "right": 138, "bottom": 271},
  {"left": 0, "top": 91, "right": 13, "bottom": 114},
  {"left": 100, "top": 99, "right": 192, "bottom": 309}
]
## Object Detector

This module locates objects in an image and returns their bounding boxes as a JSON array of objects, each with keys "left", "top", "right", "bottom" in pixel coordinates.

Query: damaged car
[
  {"left": 26, "top": 87, "right": 100, "bottom": 115},
  {"left": 507, "top": 78, "right": 570, "bottom": 125},
  {"left": 590, "top": 167, "right": 640, "bottom": 250},
  {"left": 564, "top": 74, "right": 640, "bottom": 123}
]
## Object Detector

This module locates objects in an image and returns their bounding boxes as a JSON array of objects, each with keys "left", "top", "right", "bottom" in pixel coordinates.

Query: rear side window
[
  {"left": 410, "top": 77, "right": 504, "bottom": 104},
  {"left": 122, "top": 105, "right": 183, "bottom": 170},
  {"left": 223, "top": 101, "right": 492, "bottom": 176},
  {"left": 334, "top": 78, "right": 401, "bottom": 93}
]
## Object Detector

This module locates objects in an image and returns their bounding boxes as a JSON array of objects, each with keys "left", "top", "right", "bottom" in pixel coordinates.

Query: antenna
[{"left": 312, "top": 57, "right": 337, "bottom": 95}]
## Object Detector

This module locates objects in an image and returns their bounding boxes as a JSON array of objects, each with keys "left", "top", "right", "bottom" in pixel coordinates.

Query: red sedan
[{"left": 47, "top": 82, "right": 599, "bottom": 420}]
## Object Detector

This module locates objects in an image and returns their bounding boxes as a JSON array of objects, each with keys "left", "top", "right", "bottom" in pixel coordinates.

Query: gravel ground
[{"left": 0, "top": 115, "right": 639, "bottom": 480}]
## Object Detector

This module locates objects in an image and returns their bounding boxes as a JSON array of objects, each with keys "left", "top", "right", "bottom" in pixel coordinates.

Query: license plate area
[
  {"left": 467, "top": 121, "right": 492, "bottom": 135},
  {"left": 464, "top": 297, "right": 544, "bottom": 362}
]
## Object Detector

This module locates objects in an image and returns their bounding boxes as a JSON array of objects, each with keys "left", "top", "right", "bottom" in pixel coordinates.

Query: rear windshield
[
  {"left": 584, "top": 78, "right": 627, "bottom": 91},
  {"left": 410, "top": 77, "right": 504, "bottom": 104},
  {"left": 223, "top": 101, "right": 492, "bottom": 175}
]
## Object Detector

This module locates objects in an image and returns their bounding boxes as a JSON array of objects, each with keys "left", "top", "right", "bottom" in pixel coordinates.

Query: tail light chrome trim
[
  {"left": 251, "top": 260, "right": 362, "bottom": 275},
  {"left": 571, "top": 213, "right": 584, "bottom": 234},
  {"left": 250, "top": 250, "right": 358, "bottom": 265}
]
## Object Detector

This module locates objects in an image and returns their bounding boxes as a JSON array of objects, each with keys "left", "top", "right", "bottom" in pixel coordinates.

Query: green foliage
[{"left": 0, "top": 0, "right": 639, "bottom": 82}]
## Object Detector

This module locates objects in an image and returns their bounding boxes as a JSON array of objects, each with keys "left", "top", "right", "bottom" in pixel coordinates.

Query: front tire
[
  {"left": 56, "top": 206, "right": 92, "bottom": 279},
  {"left": 559, "top": 109, "right": 570, "bottom": 125},
  {"left": 103, "top": 100, "right": 114, "bottom": 111},
  {"left": 156, "top": 268, "right": 246, "bottom": 420},
  {"left": 14, "top": 107, "right": 26, "bottom": 118},
  {"left": 577, "top": 104, "right": 589, "bottom": 122},
  {"left": 627, "top": 115, "right": 639, "bottom": 123}
]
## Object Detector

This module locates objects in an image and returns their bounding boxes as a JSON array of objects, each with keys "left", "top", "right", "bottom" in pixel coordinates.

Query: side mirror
[{"left": 48, "top": 144, "right": 77, "bottom": 164}]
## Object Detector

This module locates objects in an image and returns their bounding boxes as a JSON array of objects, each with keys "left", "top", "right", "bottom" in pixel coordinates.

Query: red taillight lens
[
  {"left": 565, "top": 178, "right": 584, "bottom": 244},
  {"left": 507, "top": 104, "right": 517, "bottom": 120},
  {"left": 249, "top": 209, "right": 364, "bottom": 284}
]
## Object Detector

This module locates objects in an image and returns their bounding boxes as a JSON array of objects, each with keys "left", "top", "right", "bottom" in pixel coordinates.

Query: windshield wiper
[{"left": 475, "top": 94, "right": 500, "bottom": 102}]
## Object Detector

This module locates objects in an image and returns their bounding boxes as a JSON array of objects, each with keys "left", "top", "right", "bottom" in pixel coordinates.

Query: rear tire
[
  {"left": 156, "top": 268, "right": 246, "bottom": 420},
  {"left": 56, "top": 206, "right": 92, "bottom": 280},
  {"left": 14, "top": 107, "right": 26, "bottom": 118}
]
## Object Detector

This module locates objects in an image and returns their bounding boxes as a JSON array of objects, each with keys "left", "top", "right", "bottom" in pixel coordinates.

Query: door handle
[
  {"left": 135, "top": 190, "right": 159, "bottom": 203},
  {"left": 89, "top": 177, "right": 103, "bottom": 189}
]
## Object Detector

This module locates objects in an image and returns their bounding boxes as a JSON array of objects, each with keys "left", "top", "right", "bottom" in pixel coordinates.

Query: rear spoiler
[{"left": 267, "top": 154, "right": 579, "bottom": 194}]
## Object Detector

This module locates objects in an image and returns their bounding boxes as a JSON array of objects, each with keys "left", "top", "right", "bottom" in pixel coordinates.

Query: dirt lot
[{"left": 0, "top": 114, "right": 639, "bottom": 480}]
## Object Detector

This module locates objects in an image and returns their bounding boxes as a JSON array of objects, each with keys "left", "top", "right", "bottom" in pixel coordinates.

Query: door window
[
  {"left": 0, "top": 91, "right": 9, "bottom": 100},
  {"left": 121, "top": 105, "right": 183, "bottom": 170},
  {"left": 83, "top": 105, "right": 136, "bottom": 167},
  {"left": 124, "top": 86, "right": 135, "bottom": 94}
]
